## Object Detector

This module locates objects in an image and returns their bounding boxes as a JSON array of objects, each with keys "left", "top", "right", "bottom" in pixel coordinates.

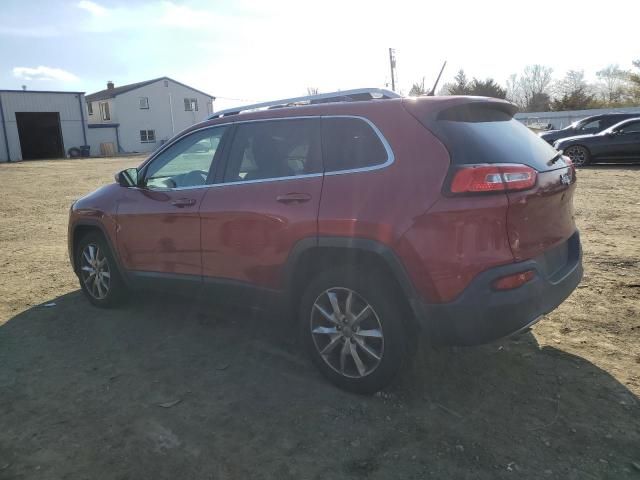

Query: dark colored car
[
  {"left": 555, "top": 117, "right": 640, "bottom": 166},
  {"left": 539, "top": 113, "right": 639, "bottom": 145},
  {"left": 68, "top": 93, "right": 582, "bottom": 393}
]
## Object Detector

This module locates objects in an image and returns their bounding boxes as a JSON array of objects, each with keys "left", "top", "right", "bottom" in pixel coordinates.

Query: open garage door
[{"left": 16, "top": 112, "right": 64, "bottom": 160}]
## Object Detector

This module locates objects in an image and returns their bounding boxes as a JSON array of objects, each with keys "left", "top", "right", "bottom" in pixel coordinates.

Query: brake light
[
  {"left": 449, "top": 164, "right": 537, "bottom": 194},
  {"left": 492, "top": 270, "right": 536, "bottom": 291},
  {"left": 563, "top": 155, "right": 576, "bottom": 177}
]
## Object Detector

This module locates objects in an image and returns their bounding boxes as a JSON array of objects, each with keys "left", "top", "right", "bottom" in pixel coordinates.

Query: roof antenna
[{"left": 427, "top": 60, "right": 447, "bottom": 96}]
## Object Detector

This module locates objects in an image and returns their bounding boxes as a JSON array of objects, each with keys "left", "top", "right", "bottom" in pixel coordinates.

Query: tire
[
  {"left": 68, "top": 147, "right": 81, "bottom": 158},
  {"left": 564, "top": 145, "right": 591, "bottom": 167},
  {"left": 75, "top": 232, "right": 127, "bottom": 308},
  {"left": 299, "top": 266, "right": 409, "bottom": 394}
]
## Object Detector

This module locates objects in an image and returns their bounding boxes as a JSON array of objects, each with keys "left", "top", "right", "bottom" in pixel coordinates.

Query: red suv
[{"left": 68, "top": 90, "right": 582, "bottom": 393}]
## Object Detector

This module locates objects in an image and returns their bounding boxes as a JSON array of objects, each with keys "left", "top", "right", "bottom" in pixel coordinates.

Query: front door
[
  {"left": 199, "top": 118, "right": 323, "bottom": 290},
  {"left": 614, "top": 120, "right": 640, "bottom": 159},
  {"left": 117, "top": 126, "right": 229, "bottom": 276}
]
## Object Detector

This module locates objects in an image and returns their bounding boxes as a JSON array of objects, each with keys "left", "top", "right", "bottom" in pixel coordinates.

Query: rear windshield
[{"left": 420, "top": 104, "right": 561, "bottom": 171}]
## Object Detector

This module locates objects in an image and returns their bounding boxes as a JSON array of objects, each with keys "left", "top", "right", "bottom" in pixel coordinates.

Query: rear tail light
[
  {"left": 448, "top": 164, "right": 537, "bottom": 194},
  {"left": 563, "top": 155, "right": 576, "bottom": 177},
  {"left": 492, "top": 270, "right": 536, "bottom": 291}
]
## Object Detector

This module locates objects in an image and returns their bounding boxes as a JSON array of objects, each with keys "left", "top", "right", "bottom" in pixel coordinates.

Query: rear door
[
  {"left": 199, "top": 118, "right": 323, "bottom": 289},
  {"left": 116, "top": 126, "right": 228, "bottom": 276}
]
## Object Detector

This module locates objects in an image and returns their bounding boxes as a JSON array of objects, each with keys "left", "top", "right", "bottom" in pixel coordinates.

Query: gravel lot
[{"left": 0, "top": 157, "right": 639, "bottom": 479}]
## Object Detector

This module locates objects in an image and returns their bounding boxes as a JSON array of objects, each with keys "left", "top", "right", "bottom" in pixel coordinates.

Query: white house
[{"left": 85, "top": 77, "right": 215, "bottom": 153}]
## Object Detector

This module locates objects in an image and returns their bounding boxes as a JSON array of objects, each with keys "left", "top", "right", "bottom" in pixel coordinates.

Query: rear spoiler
[{"left": 402, "top": 96, "right": 518, "bottom": 123}]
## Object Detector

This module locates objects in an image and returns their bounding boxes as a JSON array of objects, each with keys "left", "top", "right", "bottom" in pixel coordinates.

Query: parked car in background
[
  {"left": 555, "top": 117, "right": 640, "bottom": 166},
  {"left": 68, "top": 91, "right": 582, "bottom": 393},
  {"left": 540, "top": 113, "right": 639, "bottom": 145}
]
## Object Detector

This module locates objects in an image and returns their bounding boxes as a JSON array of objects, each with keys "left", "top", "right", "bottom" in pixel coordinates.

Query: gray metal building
[
  {"left": 515, "top": 106, "right": 640, "bottom": 130},
  {"left": 0, "top": 90, "right": 89, "bottom": 162}
]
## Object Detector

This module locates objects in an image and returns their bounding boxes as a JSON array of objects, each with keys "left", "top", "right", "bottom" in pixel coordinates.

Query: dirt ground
[{"left": 0, "top": 157, "right": 638, "bottom": 479}]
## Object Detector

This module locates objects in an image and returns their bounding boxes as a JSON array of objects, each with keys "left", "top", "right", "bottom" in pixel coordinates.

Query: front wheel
[
  {"left": 564, "top": 145, "right": 591, "bottom": 167},
  {"left": 75, "top": 232, "right": 127, "bottom": 308},
  {"left": 300, "top": 267, "right": 409, "bottom": 394}
]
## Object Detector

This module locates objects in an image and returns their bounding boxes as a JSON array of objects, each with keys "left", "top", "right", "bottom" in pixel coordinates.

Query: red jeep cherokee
[{"left": 68, "top": 90, "right": 582, "bottom": 393}]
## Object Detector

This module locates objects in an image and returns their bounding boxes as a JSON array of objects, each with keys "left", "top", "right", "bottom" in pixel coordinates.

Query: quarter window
[
  {"left": 144, "top": 127, "right": 227, "bottom": 189},
  {"left": 223, "top": 119, "right": 321, "bottom": 183},
  {"left": 140, "top": 130, "right": 156, "bottom": 143},
  {"left": 139, "top": 97, "right": 149, "bottom": 109},
  {"left": 321, "top": 117, "right": 388, "bottom": 172}
]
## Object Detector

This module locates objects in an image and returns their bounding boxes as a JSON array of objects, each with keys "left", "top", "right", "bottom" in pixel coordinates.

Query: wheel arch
[
  {"left": 70, "top": 220, "right": 124, "bottom": 278},
  {"left": 283, "top": 237, "right": 421, "bottom": 333}
]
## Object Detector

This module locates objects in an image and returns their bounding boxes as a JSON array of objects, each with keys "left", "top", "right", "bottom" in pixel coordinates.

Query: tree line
[{"left": 409, "top": 60, "right": 640, "bottom": 112}]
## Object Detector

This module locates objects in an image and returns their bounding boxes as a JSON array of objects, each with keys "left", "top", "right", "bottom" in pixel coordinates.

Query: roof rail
[{"left": 208, "top": 87, "right": 401, "bottom": 119}]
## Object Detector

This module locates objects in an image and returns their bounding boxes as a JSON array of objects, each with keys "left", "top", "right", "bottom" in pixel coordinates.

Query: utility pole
[{"left": 388, "top": 48, "right": 396, "bottom": 92}]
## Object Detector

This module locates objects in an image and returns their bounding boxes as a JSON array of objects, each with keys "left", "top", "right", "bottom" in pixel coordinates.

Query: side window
[
  {"left": 322, "top": 117, "right": 389, "bottom": 172},
  {"left": 143, "top": 127, "right": 227, "bottom": 189},
  {"left": 579, "top": 119, "right": 601, "bottom": 131},
  {"left": 620, "top": 121, "right": 640, "bottom": 133},
  {"left": 223, "top": 119, "right": 321, "bottom": 182}
]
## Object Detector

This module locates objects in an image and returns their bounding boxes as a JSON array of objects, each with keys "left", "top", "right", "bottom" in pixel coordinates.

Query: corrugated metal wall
[
  {"left": 0, "top": 91, "right": 88, "bottom": 162},
  {"left": 515, "top": 106, "right": 640, "bottom": 130}
]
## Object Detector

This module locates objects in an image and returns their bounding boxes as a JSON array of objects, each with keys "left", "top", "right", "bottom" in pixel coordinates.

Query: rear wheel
[
  {"left": 564, "top": 145, "right": 591, "bottom": 167},
  {"left": 75, "top": 232, "right": 127, "bottom": 308},
  {"left": 300, "top": 267, "right": 408, "bottom": 394}
]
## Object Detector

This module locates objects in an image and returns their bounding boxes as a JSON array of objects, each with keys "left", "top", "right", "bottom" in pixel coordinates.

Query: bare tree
[
  {"left": 507, "top": 65, "right": 553, "bottom": 112},
  {"left": 306, "top": 87, "right": 319, "bottom": 95},
  {"left": 596, "top": 65, "right": 630, "bottom": 105},
  {"left": 506, "top": 74, "right": 526, "bottom": 108}
]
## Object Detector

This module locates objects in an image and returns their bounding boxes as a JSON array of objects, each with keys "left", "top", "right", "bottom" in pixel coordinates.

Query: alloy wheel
[
  {"left": 80, "top": 243, "right": 111, "bottom": 300},
  {"left": 310, "top": 287, "right": 384, "bottom": 379},
  {"left": 564, "top": 145, "right": 588, "bottom": 166}
]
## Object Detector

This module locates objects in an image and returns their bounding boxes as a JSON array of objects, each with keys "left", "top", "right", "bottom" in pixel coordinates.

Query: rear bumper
[{"left": 413, "top": 231, "right": 582, "bottom": 346}]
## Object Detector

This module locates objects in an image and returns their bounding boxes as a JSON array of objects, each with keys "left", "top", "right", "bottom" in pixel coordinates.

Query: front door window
[{"left": 143, "top": 127, "right": 227, "bottom": 189}]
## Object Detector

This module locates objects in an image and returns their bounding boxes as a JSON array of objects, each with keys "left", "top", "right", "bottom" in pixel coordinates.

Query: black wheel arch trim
[
  {"left": 70, "top": 220, "right": 128, "bottom": 284},
  {"left": 283, "top": 236, "right": 422, "bottom": 321}
]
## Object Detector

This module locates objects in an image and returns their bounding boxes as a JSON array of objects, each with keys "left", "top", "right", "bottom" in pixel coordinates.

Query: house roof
[
  {"left": 85, "top": 77, "right": 215, "bottom": 102},
  {"left": 0, "top": 89, "right": 84, "bottom": 94}
]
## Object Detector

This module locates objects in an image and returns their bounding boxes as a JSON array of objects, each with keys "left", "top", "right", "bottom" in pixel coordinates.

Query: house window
[
  {"left": 139, "top": 97, "right": 149, "bottom": 109},
  {"left": 164, "top": 80, "right": 169, "bottom": 87},
  {"left": 99, "top": 102, "right": 110, "bottom": 121},
  {"left": 140, "top": 130, "right": 156, "bottom": 143},
  {"left": 184, "top": 98, "right": 198, "bottom": 111},
  {"left": 87, "top": 102, "right": 93, "bottom": 115}
]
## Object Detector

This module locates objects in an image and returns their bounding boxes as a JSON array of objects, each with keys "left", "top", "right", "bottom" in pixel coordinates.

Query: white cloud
[
  {"left": 77, "top": 0, "right": 108, "bottom": 17},
  {"left": 158, "top": 2, "right": 219, "bottom": 28},
  {"left": 12, "top": 66, "right": 79, "bottom": 83}
]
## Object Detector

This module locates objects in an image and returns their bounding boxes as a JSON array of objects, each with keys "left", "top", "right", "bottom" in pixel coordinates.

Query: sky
[{"left": 1, "top": 0, "right": 639, "bottom": 110}]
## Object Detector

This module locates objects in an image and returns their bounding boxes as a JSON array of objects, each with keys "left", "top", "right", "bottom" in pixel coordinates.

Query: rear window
[
  {"left": 421, "top": 104, "right": 560, "bottom": 171},
  {"left": 321, "top": 117, "right": 389, "bottom": 172}
]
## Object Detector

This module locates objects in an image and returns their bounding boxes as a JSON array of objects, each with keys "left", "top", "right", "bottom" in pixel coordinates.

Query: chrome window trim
[{"left": 138, "top": 115, "right": 394, "bottom": 192}]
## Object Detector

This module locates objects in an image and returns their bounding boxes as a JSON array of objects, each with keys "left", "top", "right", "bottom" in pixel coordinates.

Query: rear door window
[
  {"left": 223, "top": 118, "right": 321, "bottom": 182},
  {"left": 321, "top": 117, "right": 389, "bottom": 172}
]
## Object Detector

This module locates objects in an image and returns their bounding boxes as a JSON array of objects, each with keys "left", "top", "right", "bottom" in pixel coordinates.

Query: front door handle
[
  {"left": 171, "top": 198, "right": 197, "bottom": 208},
  {"left": 276, "top": 193, "right": 312, "bottom": 204}
]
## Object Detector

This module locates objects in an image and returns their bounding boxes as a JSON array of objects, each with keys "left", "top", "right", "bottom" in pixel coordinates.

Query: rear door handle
[
  {"left": 171, "top": 198, "right": 197, "bottom": 208},
  {"left": 276, "top": 193, "right": 312, "bottom": 204}
]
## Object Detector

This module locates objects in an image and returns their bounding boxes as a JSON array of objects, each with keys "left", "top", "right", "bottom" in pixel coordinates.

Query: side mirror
[{"left": 115, "top": 168, "right": 139, "bottom": 187}]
